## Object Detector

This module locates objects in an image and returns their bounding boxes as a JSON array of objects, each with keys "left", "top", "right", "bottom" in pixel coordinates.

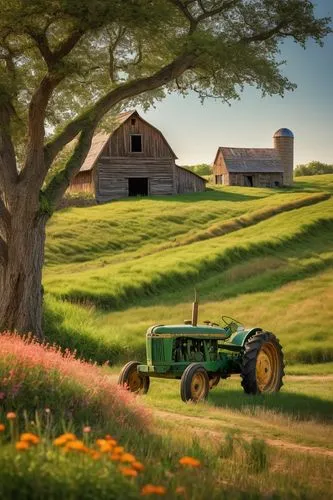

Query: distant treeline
[
  {"left": 182, "top": 164, "right": 212, "bottom": 176},
  {"left": 295, "top": 161, "right": 333, "bottom": 177}
]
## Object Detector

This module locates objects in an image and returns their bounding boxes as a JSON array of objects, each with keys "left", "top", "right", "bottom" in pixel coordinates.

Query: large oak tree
[{"left": 0, "top": 0, "right": 331, "bottom": 338}]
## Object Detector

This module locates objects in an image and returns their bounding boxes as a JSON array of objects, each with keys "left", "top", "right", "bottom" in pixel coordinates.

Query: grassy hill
[
  {"left": 2, "top": 175, "right": 333, "bottom": 499},
  {"left": 44, "top": 175, "right": 333, "bottom": 367}
]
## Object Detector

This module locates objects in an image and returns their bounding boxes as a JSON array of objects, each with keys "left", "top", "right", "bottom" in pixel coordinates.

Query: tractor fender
[{"left": 222, "top": 327, "right": 262, "bottom": 351}]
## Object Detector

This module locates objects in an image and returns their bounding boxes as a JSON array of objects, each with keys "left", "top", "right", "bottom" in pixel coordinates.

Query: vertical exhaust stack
[
  {"left": 273, "top": 128, "right": 294, "bottom": 186},
  {"left": 192, "top": 289, "right": 198, "bottom": 326}
]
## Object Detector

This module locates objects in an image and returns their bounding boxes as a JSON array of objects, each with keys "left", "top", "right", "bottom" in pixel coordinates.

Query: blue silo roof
[{"left": 273, "top": 128, "right": 294, "bottom": 138}]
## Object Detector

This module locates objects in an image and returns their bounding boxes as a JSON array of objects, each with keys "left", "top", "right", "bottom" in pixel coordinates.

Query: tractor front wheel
[
  {"left": 180, "top": 363, "right": 210, "bottom": 402},
  {"left": 118, "top": 361, "right": 150, "bottom": 395},
  {"left": 241, "top": 331, "right": 284, "bottom": 394}
]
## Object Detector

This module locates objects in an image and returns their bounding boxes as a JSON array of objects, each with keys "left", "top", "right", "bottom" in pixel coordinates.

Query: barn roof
[
  {"left": 216, "top": 147, "right": 284, "bottom": 173},
  {"left": 79, "top": 110, "right": 177, "bottom": 172}
]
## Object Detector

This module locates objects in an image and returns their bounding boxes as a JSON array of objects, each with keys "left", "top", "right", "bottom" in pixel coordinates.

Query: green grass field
[{"left": 43, "top": 175, "right": 333, "bottom": 367}]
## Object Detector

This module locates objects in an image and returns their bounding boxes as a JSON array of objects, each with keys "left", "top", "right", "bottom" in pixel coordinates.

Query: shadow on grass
[
  {"left": 43, "top": 303, "right": 146, "bottom": 365},
  {"left": 209, "top": 388, "right": 333, "bottom": 423},
  {"left": 116, "top": 189, "right": 268, "bottom": 204}
]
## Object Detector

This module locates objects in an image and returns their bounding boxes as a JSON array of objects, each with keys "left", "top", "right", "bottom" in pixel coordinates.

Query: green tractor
[{"left": 118, "top": 297, "right": 284, "bottom": 402}]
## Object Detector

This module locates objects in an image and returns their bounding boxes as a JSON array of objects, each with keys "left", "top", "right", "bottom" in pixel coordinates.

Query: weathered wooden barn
[
  {"left": 68, "top": 110, "right": 206, "bottom": 202},
  {"left": 212, "top": 129, "right": 294, "bottom": 188}
]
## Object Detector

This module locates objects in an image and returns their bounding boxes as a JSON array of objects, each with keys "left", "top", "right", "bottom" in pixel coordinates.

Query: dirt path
[{"left": 154, "top": 409, "right": 333, "bottom": 458}]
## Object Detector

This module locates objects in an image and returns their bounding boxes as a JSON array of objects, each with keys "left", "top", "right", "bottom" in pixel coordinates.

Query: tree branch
[
  {"left": 43, "top": 128, "right": 95, "bottom": 207},
  {"left": 27, "top": 30, "right": 54, "bottom": 69},
  {"left": 18, "top": 27, "right": 85, "bottom": 186},
  {"left": 52, "top": 29, "right": 84, "bottom": 61},
  {"left": 0, "top": 101, "right": 18, "bottom": 190},
  {"left": 196, "top": 0, "right": 241, "bottom": 23},
  {"left": 44, "top": 52, "right": 197, "bottom": 168},
  {"left": 28, "top": 28, "right": 84, "bottom": 69},
  {"left": 168, "top": 0, "right": 197, "bottom": 32},
  {"left": 241, "top": 21, "right": 287, "bottom": 43},
  {"left": 108, "top": 27, "right": 127, "bottom": 83}
]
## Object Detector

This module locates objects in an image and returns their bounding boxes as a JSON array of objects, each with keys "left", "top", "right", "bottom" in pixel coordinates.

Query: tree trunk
[{"left": 0, "top": 208, "right": 47, "bottom": 340}]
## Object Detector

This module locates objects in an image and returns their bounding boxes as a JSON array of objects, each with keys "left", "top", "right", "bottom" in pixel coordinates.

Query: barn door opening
[
  {"left": 128, "top": 177, "right": 149, "bottom": 197},
  {"left": 244, "top": 175, "right": 254, "bottom": 187}
]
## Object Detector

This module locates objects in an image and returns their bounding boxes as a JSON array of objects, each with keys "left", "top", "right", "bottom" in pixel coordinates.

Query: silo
[{"left": 273, "top": 128, "right": 294, "bottom": 186}]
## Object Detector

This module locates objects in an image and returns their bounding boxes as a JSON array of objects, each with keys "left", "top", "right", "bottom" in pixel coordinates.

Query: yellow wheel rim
[
  {"left": 190, "top": 372, "right": 207, "bottom": 401},
  {"left": 127, "top": 369, "right": 143, "bottom": 393},
  {"left": 256, "top": 343, "right": 279, "bottom": 393}
]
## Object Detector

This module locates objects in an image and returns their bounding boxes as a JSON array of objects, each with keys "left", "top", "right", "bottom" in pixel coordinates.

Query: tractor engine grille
[{"left": 152, "top": 339, "right": 165, "bottom": 362}]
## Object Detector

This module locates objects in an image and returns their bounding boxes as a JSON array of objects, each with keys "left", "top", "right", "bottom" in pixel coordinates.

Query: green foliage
[
  {"left": 295, "top": 161, "right": 333, "bottom": 177},
  {"left": 245, "top": 439, "right": 268, "bottom": 473},
  {"left": 182, "top": 164, "right": 212, "bottom": 176},
  {"left": 0, "top": 0, "right": 331, "bottom": 148}
]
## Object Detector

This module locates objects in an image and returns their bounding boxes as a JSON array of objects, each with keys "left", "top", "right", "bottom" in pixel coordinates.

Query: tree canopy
[{"left": 295, "top": 161, "right": 333, "bottom": 177}]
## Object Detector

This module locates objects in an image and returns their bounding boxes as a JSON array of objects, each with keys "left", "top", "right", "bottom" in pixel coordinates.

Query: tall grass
[{"left": 0, "top": 332, "right": 146, "bottom": 434}]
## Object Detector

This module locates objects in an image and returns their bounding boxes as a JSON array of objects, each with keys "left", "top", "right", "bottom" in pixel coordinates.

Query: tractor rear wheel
[
  {"left": 180, "top": 363, "right": 210, "bottom": 402},
  {"left": 118, "top": 361, "right": 150, "bottom": 395},
  {"left": 241, "top": 331, "right": 284, "bottom": 394}
]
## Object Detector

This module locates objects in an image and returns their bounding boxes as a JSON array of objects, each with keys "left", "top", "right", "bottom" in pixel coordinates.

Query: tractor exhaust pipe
[{"left": 192, "top": 289, "right": 198, "bottom": 326}]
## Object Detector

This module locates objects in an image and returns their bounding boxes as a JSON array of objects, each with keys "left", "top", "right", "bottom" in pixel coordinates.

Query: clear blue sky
[{"left": 140, "top": 1, "right": 333, "bottom": 167}]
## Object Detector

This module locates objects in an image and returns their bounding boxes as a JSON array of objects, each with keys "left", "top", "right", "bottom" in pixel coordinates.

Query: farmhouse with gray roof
[{"left": 213, "top": 129, "right": 294, "bottom": 188}]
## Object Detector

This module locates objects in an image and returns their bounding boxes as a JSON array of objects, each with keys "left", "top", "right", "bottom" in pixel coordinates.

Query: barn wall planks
[
  {"left": 109, "top": 115, "right": 174, "bottom": 159},
  {"left": 67, "top": 171, "right": 93, "bottom": 193},
  {"left": 228, "top": 172, "right": 283, "bottom": 187},
  {"left": 212, "top": 151, "right": 229, "bottom": 185},
  {"left": 176, "top": 167, "right": 206, "bottom": 194},
  {"left": 96, "top": 158, "right": 176, "bottom": 202}
]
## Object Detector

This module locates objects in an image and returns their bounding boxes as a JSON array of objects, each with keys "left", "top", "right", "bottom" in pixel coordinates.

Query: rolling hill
[{"left": 43, "top": 175, "right": 333, "bottom": 367}]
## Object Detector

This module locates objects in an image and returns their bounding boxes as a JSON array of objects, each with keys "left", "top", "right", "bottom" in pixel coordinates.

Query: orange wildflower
[
  {"left": 20, "top": 433, "right": 40, "bottom": 445},
  {"left": 110, "top": 453, "right": 122, "bottom": 461},
  {"left": 105, "top": 434, "right": 116, "bottom": 442},
  {"left": 90, "top": 451, "right": 101, "bottom": 460},
  {"left": 99, "top": 442, "right": 114, "bottom": 453},
  {"left": 65, "top": 440, "right": 88, "bottom": 453},
  {"left": 53, "top": 433, "right": 76, "bottom": 447},
  {"left": 106, "top": 439, "right": 117, "bottom": 446},
  {"left": 113, "top": 446, "right": 124, "bottom": 454},
  {"left": 83, "top": 426, "right": 91, "bottom": 433},
  {"left": 16, "top": 441, "right": 29, "bottom": 451},
  {"left": 179, "top": 456, "right": 201, "bottom": 468},
  {"left": 0, "top": 424, "right": 5, "bottom": 432},
  {"left": 6, "top": 412, "right": 16, "bottom": 420},
  {"left": 141, "top": 484, "right": 167, "bottom": 496},
  {"left": 120, "top": 453, "right": 136, "bottom": 463},
  {"left": 132, "top": 461, "right": 145, "bottom": 472},
  {"left": 119, "top": 466, "right": 138, "bottom": 477}
]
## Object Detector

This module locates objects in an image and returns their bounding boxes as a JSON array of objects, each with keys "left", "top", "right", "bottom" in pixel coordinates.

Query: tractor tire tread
[
  {"left": 241, "top": 331, "right": 285, "bottom": 395},
  {"left": 180, "top": 363, "right": 209, "bottom": 403},
  {"left": 118, "top": 360, "right": 150, "bottom": 395}
]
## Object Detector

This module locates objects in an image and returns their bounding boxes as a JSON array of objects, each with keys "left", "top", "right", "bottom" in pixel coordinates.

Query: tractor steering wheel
[{"left": 221, "top": 316, "right": 242, "bottom": 329}]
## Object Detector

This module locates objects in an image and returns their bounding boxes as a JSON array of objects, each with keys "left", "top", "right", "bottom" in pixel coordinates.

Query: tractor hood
[{"left": 147, "top": 324, "right": 231, "bottom": 340}]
